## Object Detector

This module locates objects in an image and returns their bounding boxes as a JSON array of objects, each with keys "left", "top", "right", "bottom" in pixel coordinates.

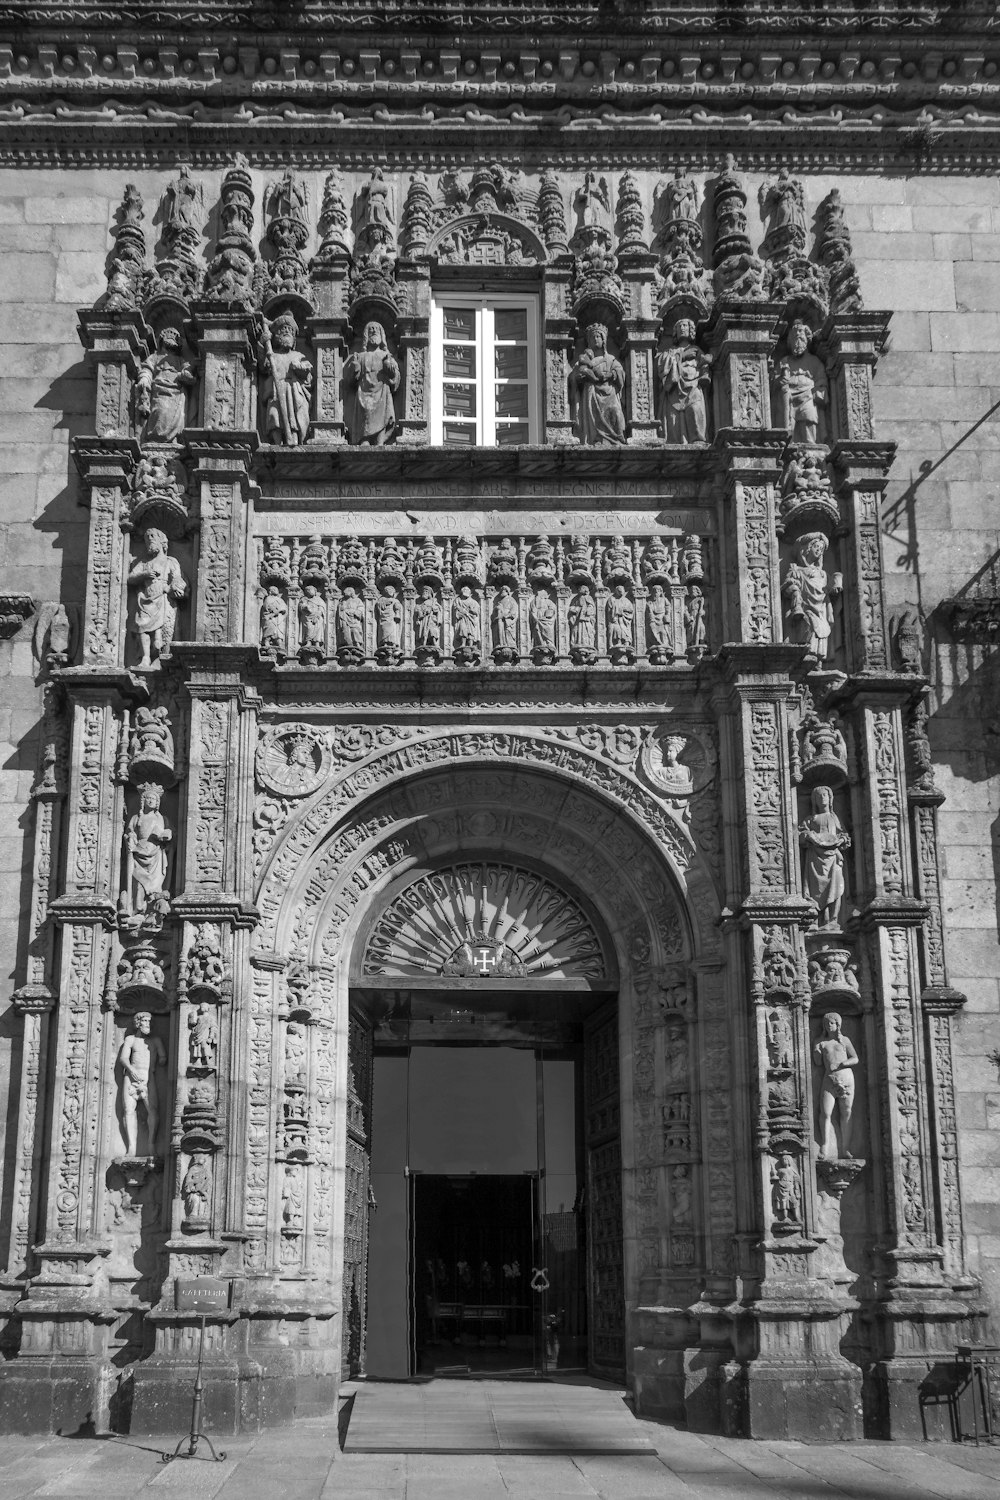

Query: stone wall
[{"left": 0, "top": 163, "right": 998, "bottom": 1337}]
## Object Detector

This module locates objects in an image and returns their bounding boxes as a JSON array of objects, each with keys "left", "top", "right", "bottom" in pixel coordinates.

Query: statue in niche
[
  {"left": 671, "top": 1165, "right": 692, "bottom": 1225},
  {"left": 569, "top": 324, "right": 627, "bottom": 446},
  {"left": 135, "top": 327, "right": 196, "bottom": 442},
  {"left": 266, "top": 167, "right": 309, "bottom": 224},
  {"left": 646, "top": 585, "right": 673, "bottom": 661},
  {"left": 602, "top": 534, "right": 631, "bottom": 582},
  {"left": 298, "top": 585, "right": 326, "bottom": 658},
  {"left": 766, "top": 1008, "right": 794, "bottom": 1071},
  {"left": 770, "top": 1153, "right": 801, "bottom": 1225},
  {"left": 130, "top": 705, "right": 174, "bottom": 769},
  {"left": 117, "top": 1011, "right": 166, "bottom": 1157},
  {"left": 657, "top": 319, "right": 711, "bottom": 443},
  {"left": 358, "top": 166, "right": 395, "bottom": 243},
  {"left": 530, "top": 588, "right": 557, "bottom": 661},
  {"left": 813, "top": 1011, "right": 860, "bottom": 1160},
  {"left": 282, "top": 1165, "right": 304, "bottom": 1229},
  {"left": 337, "top": 587, "right": 366, "bottom": 657},
  {"left": 782, "top": 533, "right": 841, "bottom": 660},
  {"left": 122, "top": 783, "right": 172, "bottom": 919},
  {"left": 128, "top": 527, "right": 187, "bottom": 668},
  {"left": 661, "top": 167, "right": 699, "bottom": 225},
  {"left": 493, "top": 585, "right": 519, "bottom": 656},
  {"left": 799, "top": 785, "right": 851, "bottom": 928},
  {"left": 259, "top": 586, "right": 288, "bottom": 654},
  {"left": 568, "top": 586, "right": 597, "bottom": 660},
  {"left": 188, "top": 1002, "right": 218, "bottom": 1071},
  {"left": 181, "top": 1152, "right": 211, "bottom": 1221},
  {"left": 607, "top": 585, "right": 635, "bottom": 659},
  {"left": 375, "top": 586, "right": 403, "bottom": 658},
  {"left": 413, "top": 586, "right": 442, "bottom": 658},
  {"left": 453, "top": 586, "right": 482, "bottom": 659},
  {"left": 164, "top": 163, "right": 201, "bottom": 233},
  {"left": 685, "top": 584, "right": 707, "bottom": 654},
  {"left": 261, "top": 312, "right": 313, "bottom": 447},
  {"left": 284, "top": 1022, "right": 308, "bottom": 1086},
  {"left": 344, "top": 321, "right": 400, "bottom": 447},
  {"left": 774, "top": 320, "right": 828, "bottom": 445}
]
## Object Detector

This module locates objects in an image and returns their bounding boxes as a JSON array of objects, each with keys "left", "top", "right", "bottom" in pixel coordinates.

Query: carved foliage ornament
[{"left": 362, "top": 862, "right": 608, "bottom": 979}]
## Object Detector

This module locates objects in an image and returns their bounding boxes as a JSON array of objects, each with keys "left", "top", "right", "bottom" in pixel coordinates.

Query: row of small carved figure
[
  {"left": 134, "top": 311, "right": 829, "bottom": 451},
  {"left": 260, "top": 531, "right": 706, "bottom": 591},
  {"left": 261, "top": 578, "right": 710, "bottom": 666}
]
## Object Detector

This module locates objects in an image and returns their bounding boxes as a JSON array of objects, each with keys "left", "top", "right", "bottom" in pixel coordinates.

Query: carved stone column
[
  {"left": 72, "top": 438, "right": 141, "bottom": 667},
  {"left": 307, "top": 253, "right": 351, "bottom": 445},
  {"left": 191, "top": 305, "right": 258, "bottom": 435},
  {"left": 830, "top": 440, "right": 896, "bottom": 676},
  {"left": 542, "top": 255, "right": 575, "bottom": 445},
  {"left": 619, "top": 252, "right": 660, "bottom": 442},
  {"left": 185, "top": 435, "right": 258, "bottom": 646},
  {"left": 823, "top": 311, "right": 891, "bottom": 445},
  {"left": 394, "top": 259, "right": 430, "bottom": 445}
]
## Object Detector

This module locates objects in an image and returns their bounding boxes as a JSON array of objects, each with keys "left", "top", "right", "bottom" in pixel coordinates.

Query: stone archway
[{"left": 249, "top": 741, "right": 737, "bottom": 1416}]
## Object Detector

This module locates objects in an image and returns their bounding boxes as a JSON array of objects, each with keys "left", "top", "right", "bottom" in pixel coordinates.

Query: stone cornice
[{"left": 3, "top": 21, "right": 1000, "bottom": 166}]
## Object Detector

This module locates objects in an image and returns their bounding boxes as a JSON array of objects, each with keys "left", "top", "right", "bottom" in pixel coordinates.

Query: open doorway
[{"left": 358, "top": 991, "right": 618, "bottom": 1383}]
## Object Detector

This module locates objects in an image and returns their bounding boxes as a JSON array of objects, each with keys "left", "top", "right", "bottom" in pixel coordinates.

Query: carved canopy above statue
[{"left": 361, "top": 862, "right": 609, "bottom": 980}]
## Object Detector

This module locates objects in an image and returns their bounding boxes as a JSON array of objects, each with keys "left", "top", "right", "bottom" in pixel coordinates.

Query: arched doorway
[
  {"left": 346, "top": 858, "right": 621, "bottom": 1382},
  {"left": 252, "top": 742, "right": 723, "bottom": 1416}
]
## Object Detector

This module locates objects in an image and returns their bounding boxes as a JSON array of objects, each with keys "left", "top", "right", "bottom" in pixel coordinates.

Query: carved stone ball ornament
[{"left": 256, "top": 723, "right": 332, "bottom": 798}]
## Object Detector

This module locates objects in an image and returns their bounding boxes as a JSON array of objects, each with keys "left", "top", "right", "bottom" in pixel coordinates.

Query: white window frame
[{"left": 429, "top": 291, "right": 541, "bottom": 447}]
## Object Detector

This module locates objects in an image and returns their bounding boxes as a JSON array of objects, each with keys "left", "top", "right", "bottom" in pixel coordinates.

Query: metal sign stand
[{"left": 162, "top": 1310, "right": 227, "bottom": 1464}]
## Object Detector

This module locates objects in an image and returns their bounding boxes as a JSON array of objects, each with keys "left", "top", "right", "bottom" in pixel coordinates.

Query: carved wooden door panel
[
  {"left": 584, "top": 1000, "right": 625, "bottom": 1379},
  {"left": 342, "top": 999, "right": 373, "bottom": 1379}
]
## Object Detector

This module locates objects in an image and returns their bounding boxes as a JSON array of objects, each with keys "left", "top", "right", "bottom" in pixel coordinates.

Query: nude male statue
[{"left": 118, "top": 1011, "right": 166, "bottom": 1156}]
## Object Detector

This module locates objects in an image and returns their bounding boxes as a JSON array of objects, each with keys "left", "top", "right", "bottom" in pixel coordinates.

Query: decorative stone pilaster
[
  {"left": 78, "top": 309, "right": 151, "bottom": 441},
  {"left": 716, "top": 436, "right": 785, "bottom": 646},
  {"left": 830, "top": 441, "right": 896, "bottom": 676},
  {"left": 823, "top": 312, "right": 891, "bottom": 443},
  {"left": 542, "top": 255, "right": 576, "bottom": 445},
  {"left": 394, "top": 259, "right": 430, "bottom": 445},
  {"left": 619, "top": 251, "right": 660, "bottom": 442},
  {"left": 185, "top": 435, "right": 258, "bottom": 646},
  {"left": 72, "top": 438, "right": 141, "bottom": 666},
  {"left": 191, "top": 306, "right": 258, "bottom": 435},
  {"left": 708, "top": 303, "right": 783, "bottom": 434}
]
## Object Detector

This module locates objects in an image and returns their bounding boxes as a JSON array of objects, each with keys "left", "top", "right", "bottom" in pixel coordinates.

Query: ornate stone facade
[{"left": 0, "top": 0, "right": 995, "bottom": 1449}]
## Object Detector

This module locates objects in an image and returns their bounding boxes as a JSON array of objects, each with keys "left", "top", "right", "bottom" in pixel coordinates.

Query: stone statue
[
  {"left": 529, "top": 588, "right": 557, "bottom": 660},
  {"left": 122, "top": 784, "right": 172, "bottom": 918},
  {"left": 164, "top": 163, "right": 201, "bottom": 233},
  {"left": 118, "top": 1012, "right": 166, "bottom": 1157},
  {"left": 774, "top": 320, "right": 828, "bottom": 445},
  {"left": 569, "top": 323, "right": 627, "bottom": 446},
  {"left": 453, "top": 586, "right": 482, "bottom": 659},
  {"left": 259, "top": 586, "right": 288, "bottom": 654},
  {"left": 188, "top": 1002, "right": 218, "bottom": 1071},
  {"left": 685, "top": 584, "right": 707, "bottom": 654},
  {"left": 135, "top": 327, "right": 196, "bottom": 442},
  {"left": 813, "top": 1011, "right": 860, "bottom": 1160},
  {"left": 375, "top": 586, "right": 403, "bottom": 657},
  {"left": 799, "top": 784, "right": 851, "bottom": 927},
  {"left": 661, "top": 167, "right": 699, "bottom": 225},
  {"left": 658, "top": 319, "right": 711, "bottom": 443},
  {"left": 413, "top": 586, "right": 442, "bottom": 658},
  {"left": 568, "top": 586, "right": 597, "bottom": 659},
  {"left": 493, "top": 585, "right": 519, "bottom": 656},
  {"left": 761, "top": 168, "right": 807, "bottom": 237},
  {"left": 574, "top": 171, "right": 613, "bottom": 239},
  {"left": 181, "top": 1152, "right": 211, "bottom": 1221},
  {"left": 128, "top": 527, "right": 188, "bottom": 668},
  {"left": 261, "top": 312, "right": 313, "bottom": 446},
  {"left": 607, "top": 585, "right": 635, "bottom": 658},
  {"left": 344, "top": 321, "right": 400, "bottom": 446},
  {"left": 766, "top": 1008, "right": 794, "bottom": 1071},
  {"left": 337, "top": 587, "right": 366, "bottom": 657},
  {"left": 358, "top": 166, "right": 395, "bottom": 243},
  {"left": 282, "top": 1165, "right": 304, "bottom": 1229},
  {"left": 298, "top": 585, "right": 326, "bottom": 658},
  {"left": 129, "top": 706, "right": 174, "bottom": 769},
  {"left": 771, "top": 1153, "right": 802, "bottom": 1225},
  {"left": 671, "top": 1164, "right": 692, "bottom": 1225},
  {"left": 284, "top": 1022, "right": 308, "bottom": 1086},
  {"left": 782, "top": 533, "right": 841, "bottom": 660},
  {"left": 891, "top": 605, "right": 924, "bottom": 674},
  {"left": 646, "top": 585, "right": 673, "bottom": 661}
]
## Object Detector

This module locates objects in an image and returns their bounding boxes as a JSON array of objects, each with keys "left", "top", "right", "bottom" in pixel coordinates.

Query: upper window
[{"left": 430, "top": 294, "right": 540, "bottom": 446}]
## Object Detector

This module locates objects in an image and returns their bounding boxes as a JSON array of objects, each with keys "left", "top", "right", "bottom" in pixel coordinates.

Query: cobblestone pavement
[{"left": 1, "top": 1412, "right": 1000, "bottom": 1499}]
